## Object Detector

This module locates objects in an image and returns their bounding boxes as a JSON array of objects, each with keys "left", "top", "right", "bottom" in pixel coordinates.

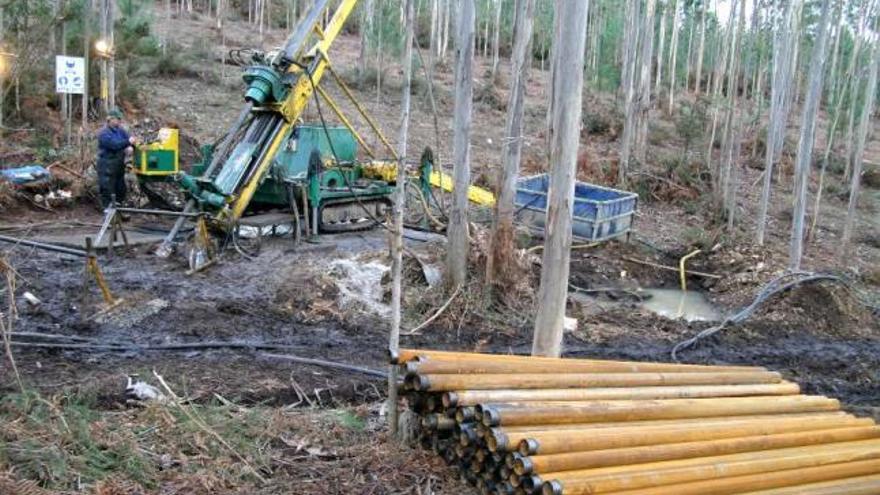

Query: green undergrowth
[{"left": 0, "top": 388, "right": 373, "bottom": 493}]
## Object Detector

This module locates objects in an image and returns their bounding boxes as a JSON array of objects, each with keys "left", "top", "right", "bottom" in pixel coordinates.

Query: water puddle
[{"left": 638, "top": 288, "right": 721, "bottom": 322}]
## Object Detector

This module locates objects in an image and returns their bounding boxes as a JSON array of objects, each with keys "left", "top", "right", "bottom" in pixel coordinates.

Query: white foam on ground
[{"left": 329, "top": 258, "right": 390, "bottom": 317}]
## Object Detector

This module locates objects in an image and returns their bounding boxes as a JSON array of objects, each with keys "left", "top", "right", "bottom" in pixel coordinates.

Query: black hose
[{"left": 671, "top": 271, "right": 880, "bottom": 361}]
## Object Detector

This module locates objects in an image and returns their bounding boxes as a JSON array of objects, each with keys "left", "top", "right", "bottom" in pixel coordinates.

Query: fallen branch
[
  {"left": 260, "top": 353, "right": 386, "bottom": 378},
  {"left": 622, "top": 256, "right": 721, "bottom": 279},
  {"left": 153, "top": 371, "right": 268, "bottom": 484},
  {"left": 402, "top": 286, "right": 462, "bottom": 336}
]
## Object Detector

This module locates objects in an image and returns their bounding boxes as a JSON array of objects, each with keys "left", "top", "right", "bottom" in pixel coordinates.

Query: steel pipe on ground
[
  {"left": 443, "top": 383, "right": 800, "bottom": 407},
  {"left": 393, "top": 349, "right": 762, "bottom": 371},
  {"left": 606, "top": 460, "right": 880, "bottom": 495},
  {"left": 484, "top": 413, "right": 864, "bottom": 453},
  {"left": 516, "top": 426, "right": 880, "bottom": 475},
  {"left": 404, "top": 356, "right": 764, "bottom": 375},
  {"left": 539, "top": 438, "right": 880, "bottom": 494},
  {"left": 513, "top": 414, "right": 873, "bottom": 455},
  {"left": 412, "top": 371, "right": 783, "bottom": 392},
  {"left": 739, "top": 473, "right": 880, "bottom": 495},
  {"left": 481, "top": 395, "right": 839, "bottom": 427}
]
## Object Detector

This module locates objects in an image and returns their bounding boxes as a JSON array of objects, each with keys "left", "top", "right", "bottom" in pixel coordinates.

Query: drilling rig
[{"left": 124, "top": 0, "right": 494, "bottom": 262}]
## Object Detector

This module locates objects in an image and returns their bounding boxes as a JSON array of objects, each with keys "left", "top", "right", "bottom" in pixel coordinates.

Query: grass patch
[{"left": 0, "top": 388, "right": 383, "bottom": 492}]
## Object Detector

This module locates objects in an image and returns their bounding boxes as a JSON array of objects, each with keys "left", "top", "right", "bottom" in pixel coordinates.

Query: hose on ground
[{"left": 671, "top": 271, "right": 880, "bottom": 361}]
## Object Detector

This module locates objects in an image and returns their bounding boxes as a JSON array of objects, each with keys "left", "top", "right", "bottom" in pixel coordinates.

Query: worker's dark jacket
[{"left": 96, "top": 125, "right": 131, "bottom": 207}]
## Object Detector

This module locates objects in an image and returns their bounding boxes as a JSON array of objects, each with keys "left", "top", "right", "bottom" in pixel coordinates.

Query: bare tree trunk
[
  {"left": 655, "top": 2, "right": 667, "bottom": 98},
  {"left": 842, "top": 33, "right": 879, "bottom": 245},
  {"left": 683, "top": 4, "right": 694, "bottom": 93},
  {"left": 388, "top": 0, "right": 414, "bottom": 438},
  {"left": 619, "top": 0, "right": 641, "bottom": 183},
  {"left": 720, "top": 0, "right": 745, "bottom": 230},
  {"left": 694, "top": 0, "right": 706, "bottom": 95},
  {"left": 82, "top": 0, "right": 91, "bottom": 134},
  {"left": 441, "top": 0, "right": 451, "bottom": 62},
  {"left": 811, "top": 1, "right": 863, "bottom": 239},
  {"left": 635, "top": 0, "right": 656, "bottom": 164},
  {"left": 0, "top": 2, "right": 4, "bottom": 132},
  {"left": 487, "top": 0, "right": 535, "bottom": 286},
  {"left": 756, "top": 0, "right": 799, "bottom": 245},
  {"left": 359, "top": 0, "right": 373, "bottom": 82},
  {"left": 789, "top": 0, "right": 831, "bottom": 270},
  {"left": 490, "top": 0, "right": 502, "bottom": 78},
  {"left": 667, "top": 0, "right": 680, "bottom": 113},
  {"left": 532, "top": 0, "right": 588, "bottom": 358},
  {"left": 429, "top": 0, "right": 438, "bottom": 70},
  {"left": 447, "top": 0, "right": 474, "bottom": 289},
  {"left": 376, "top": 0, "right": 383, "bottom": 103}
]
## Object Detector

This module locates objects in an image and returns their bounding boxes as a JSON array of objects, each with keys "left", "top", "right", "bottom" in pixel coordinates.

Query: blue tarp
[{"left": 0, "top": 165, "right": 52, "bottom": 186}]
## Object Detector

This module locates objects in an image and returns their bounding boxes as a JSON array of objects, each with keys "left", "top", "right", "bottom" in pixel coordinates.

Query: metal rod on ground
[
  {"left": 511, "top": 414, "right": 873, "bottom": 456},
  {"left": 411, "top": 371, "right": 783, "bottom": 392},
  {"left": 394, "top": 348, "right": 750, "bottom": 368},
  {"left": 0, "top": 234, "right": 88, "bottom": 257},
  {"left": 539, "top": 439, "right": 880, "bottom": 495},
  {"left": 479, "top": 396, "right": 839, "bottom": 427},
  {"left": 516, "top": 427, "right": 880, "bottom": 475},
  {"left": 405, "top": 357, "right": 764, "bottom": 376},
  {"left": 604, "top": 462, "right": 880, "bottom": 495},
  {"left": 442, "top": 383, "right": 800, "bottom": 407}
]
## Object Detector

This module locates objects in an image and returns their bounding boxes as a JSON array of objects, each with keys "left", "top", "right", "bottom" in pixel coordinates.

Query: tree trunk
[
  {"left": 720, "top": 0, "right": 745, "bottom": 230},
  {"left": 447, "top": 0, "right": 474, "bottom": 289},
  {"left": 487, "top": 0, "right": 535, "bottom": 287},
  {"left": 811, "top": 1, "right": 863, "bottom": 239},
  {"left": 755, "top": 0, "right": 799, "bottom": 245},
  {"left": 618, "top": 0, "right": 641, "bottom": 183},
  {"left": 842, "top": 31, "right": 879, "bottom": 246},
  {"left": 82, "top": 0, "right": 91, "bottom": 133},
  {"left": 667, "top": 0, "right": 680, "bottom": 113},
  {"left": 490, "top": 0, "right": 502, "bottom": 78},
  {"left": 655, "top": 2, "right": 667, "bottom": 98},
  {"left": 532, "top": 0, "right": 588, "bottom": 358},
  {"left": 388, "top": 0, "right": 414, "bottom": 438},
  {"left": 359, "top": 0, "right": 373, "bottom": 83},
  {"left": 789, "top": 0, "right": 831, "bottom": 270},
  {"left": 694, "top": 0, "right": 706, "bottom": 95},
  {"left": 635, "top": 0, "right": 656, "bottom": 164}
]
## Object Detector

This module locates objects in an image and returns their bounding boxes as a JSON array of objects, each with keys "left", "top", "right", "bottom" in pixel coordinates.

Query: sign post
[{"left": 55, "top": 56, "right": 86, "bottom": 95}]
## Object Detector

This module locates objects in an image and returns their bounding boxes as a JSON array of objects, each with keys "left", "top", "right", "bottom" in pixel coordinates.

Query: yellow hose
[{"left": 679, "top": 249, "right": 702, "bottom": 291}]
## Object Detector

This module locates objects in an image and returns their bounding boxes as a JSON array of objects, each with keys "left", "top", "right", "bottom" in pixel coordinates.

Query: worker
[{"left": 96, "top": 108, "right": 139, "bottom": 209}]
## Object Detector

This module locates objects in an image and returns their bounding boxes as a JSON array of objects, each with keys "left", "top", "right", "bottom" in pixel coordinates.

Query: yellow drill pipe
[
  {"left": 395, "top": 348, "right": 762, "bottom": 372},
  {"left": 539, "top": 438, "right": 880, "bottom": 494},
  {"left": 481, "top": 395, "right": 839, "bottom": 427},
  {"left": 516, "top": 426, "right": 880, "bottom": 475},
  {"left": 414, "top": 371, "right": 782, "bottom": 392},
  {"left": 739, "top": 473, "right": 880, "bottom": 495},
  {"left": 404, "top": 356, "right": 763, "bottom": 376},
  {"left": 607, "top": 460, "right": 880, "bottom": 495},
  {"left": 443, "top": 383, "right": 800, "bottom": 407},
  {"left": 516, "top": 414, "right": 873, "bottom": 455},
  {"left": 485, "top": 412, "right": 864, "bottom": 453}
]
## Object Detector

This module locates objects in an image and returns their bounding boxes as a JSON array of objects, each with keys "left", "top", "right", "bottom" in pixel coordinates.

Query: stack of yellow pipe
[{"left": 395, "top": 349, "right": 880, "bottom": 495}]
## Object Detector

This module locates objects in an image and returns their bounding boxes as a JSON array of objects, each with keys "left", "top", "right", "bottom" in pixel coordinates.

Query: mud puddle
[{"left": 638, "top": 288, "right": 721, "bottom": 322}]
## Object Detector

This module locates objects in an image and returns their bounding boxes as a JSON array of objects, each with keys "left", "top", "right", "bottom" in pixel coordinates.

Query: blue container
[{"left": 514, "top": 174, "right": 638, "bottom": 241}]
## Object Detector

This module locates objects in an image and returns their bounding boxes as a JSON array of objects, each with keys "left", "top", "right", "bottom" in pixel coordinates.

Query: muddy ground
[
  {"left": 1, "top": 5, "right": 880, "bottom": 493},
  {"left": 2, "top": 217, "right": 878, "bottom": 413}
]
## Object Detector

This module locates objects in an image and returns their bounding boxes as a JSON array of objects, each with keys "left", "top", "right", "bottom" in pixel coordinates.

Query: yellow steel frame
[{"left": 225, "top": 0, "right": 359, "bottom": 223}]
